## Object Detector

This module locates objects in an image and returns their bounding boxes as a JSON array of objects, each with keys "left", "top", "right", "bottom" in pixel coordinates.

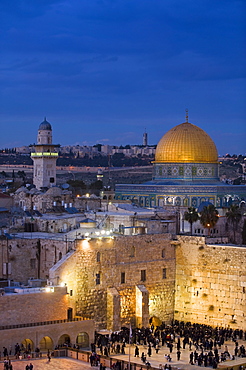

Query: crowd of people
[
  {"left": 93, "top": 321, "right": 246, "bottom": 369},
  {"left": 1, "top": 321, "right": 245, "bottom": 369}
]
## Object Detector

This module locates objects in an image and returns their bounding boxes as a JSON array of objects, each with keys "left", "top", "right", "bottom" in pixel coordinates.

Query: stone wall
[
  {"left": 0, "top": 237, "right": 74, "bottom": 284},
  {"left": 0, "top": 320, "right": 94, "bottom": 351},
  {"left": 50, "top": 233, "right": 176, "bottom": 330},
  {"left": 174, "top": 235, "right": 246, "bottom": 330},
  {"left": 0, "top": 286, "right": 68, "bottom": 325}
]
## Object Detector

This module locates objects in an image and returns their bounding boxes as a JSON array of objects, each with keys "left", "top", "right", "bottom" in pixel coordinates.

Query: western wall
[
  {"left": 50, "top": 233, "right": 176, "bottom": 330},
  {"left": 174, "top": 236, "right": 246, "bottom": 330}
]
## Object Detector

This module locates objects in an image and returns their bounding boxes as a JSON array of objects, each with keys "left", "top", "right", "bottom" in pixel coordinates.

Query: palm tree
[
  {"left": 226, "top": 204, "right": 242, "bottom": 243},
  {"left": 200, "top": 204, "right": 219, "bottom": 236},
  {"left": 184, "top": 207, "right": 199, "bottom": 235}
]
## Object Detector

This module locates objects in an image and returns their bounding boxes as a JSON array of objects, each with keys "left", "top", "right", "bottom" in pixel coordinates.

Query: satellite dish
[{"left": 62, "top": 183, "right": 70, "bottom": 189}]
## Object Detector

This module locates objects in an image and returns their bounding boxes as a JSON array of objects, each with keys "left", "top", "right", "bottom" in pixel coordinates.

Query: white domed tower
[{"left": 31, "top": 118, "right": 59, "bottom": 189}]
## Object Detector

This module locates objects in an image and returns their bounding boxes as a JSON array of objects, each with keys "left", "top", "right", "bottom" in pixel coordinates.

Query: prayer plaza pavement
[{"left": 1, "top": 337, "right": 245, "bottom": 370}]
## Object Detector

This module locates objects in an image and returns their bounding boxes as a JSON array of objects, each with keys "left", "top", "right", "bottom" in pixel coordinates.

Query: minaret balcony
[{"left": 31, "top": 152, "right": 58, "bottom": 157}]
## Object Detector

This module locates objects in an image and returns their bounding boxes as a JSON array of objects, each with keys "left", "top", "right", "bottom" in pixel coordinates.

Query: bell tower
[{"left": 31, "top": 118, "right": 59, "bottom": 189}]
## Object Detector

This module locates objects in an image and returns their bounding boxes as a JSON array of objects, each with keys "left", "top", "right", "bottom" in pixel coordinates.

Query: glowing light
[
  {"left": 45, "top": 287, "right": 54, "bottom": 293},
  {"left": 85, "top": 232, "right": 89, "bottom": 237},
  {"left": 106, "top": 231, "right": 110, "bottom": 235},
  {"left": 86, "top": 193, "right": 90, "bottom": 198},
  {"left": 60, "top": 282, "right": 66, "bottom": 287},
  {"left": 95, "top": 231, "right": 100, "bottom": 235},
  {"left": 101, "top": 230, "right": 105, "bottom": 235},
  {"left": 31, "top": 152, "right": 58, "bottom": 157},
  {"left": 82, "top": 239, "right": 91, "bottom": 249},
  {"left": 76, "top": 194, "right": 80, "bottom": 198}
]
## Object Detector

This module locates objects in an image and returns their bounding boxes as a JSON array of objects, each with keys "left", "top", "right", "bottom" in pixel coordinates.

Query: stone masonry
[
  {"left": 174, "top": 235, "right": 246, "bottom": 330},
  {"left": 0, "top": 237, "right": 74, "bottom": 284},
  {"left": 50, "top": 233, "right": 176, "bottom": 330}
]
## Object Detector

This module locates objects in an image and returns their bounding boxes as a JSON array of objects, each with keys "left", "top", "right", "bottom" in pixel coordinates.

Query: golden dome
[{"left": 155, "top": 122, "right": 218, "bottom": 163}]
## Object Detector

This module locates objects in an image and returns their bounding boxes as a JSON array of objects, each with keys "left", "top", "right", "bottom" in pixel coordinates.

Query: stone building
[
  {"left": 49, "top": 233, "right": 246, "bottom": 331},
  {"left": 0, "top": 236, "right": 74, "bottom": 284},
  {"left": 13, "top": 186, "right": 101, "bottom": 215},
  {"left": 0, "top": 285, "right": 94, "bottom": 350}
]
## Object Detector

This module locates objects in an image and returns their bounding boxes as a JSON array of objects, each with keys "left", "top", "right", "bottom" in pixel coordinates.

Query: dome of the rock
[{"left": 155, "top": 122, "right": 218, "bottom": 163}]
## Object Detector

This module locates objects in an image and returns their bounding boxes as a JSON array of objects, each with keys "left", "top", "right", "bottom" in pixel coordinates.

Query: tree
[
  {"left": 226, "top": 205, "right": 242, "bottom": 244},
  {"left": 184, "top": 207, "right": 199, "bottom": 235},
  {"left": 200, "top": 204, "right": 219, "bottom": 236}
]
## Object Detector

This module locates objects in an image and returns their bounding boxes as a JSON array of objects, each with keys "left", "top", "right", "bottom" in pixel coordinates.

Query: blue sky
[{"left": 0, "top": 0, "right": 245, "bottom": 155}]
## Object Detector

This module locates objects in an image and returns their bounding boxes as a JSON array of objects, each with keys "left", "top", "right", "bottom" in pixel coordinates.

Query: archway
[
  {"left": 39, "top": 336, "right": 53, "bottom": 350},
  {"left": 76, "top": 332, "right": 89, "bottom": 348},
  {"left": 58, "top": 334, "right": 71, "bottom": 347},
  {"left": 149, "top": 316, "right": 162, "bottom": 327},
  {"left": 21, "top": 338, "right": 34, "bottom": 352}
]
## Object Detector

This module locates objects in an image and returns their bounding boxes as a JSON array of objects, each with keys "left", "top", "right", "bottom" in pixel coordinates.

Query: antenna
[{"left": 185, "top": 109, "right": 189, "bottom": 123}]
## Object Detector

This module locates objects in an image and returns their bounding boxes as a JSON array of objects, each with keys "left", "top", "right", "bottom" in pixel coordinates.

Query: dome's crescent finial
[{"left": 185, "top": 109, "right": 188, "bottom": 123}]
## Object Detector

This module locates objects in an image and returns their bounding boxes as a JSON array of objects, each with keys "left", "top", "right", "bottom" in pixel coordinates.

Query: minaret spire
[{"left": 185, "top": 109, "right": 189, "bottom": 123}]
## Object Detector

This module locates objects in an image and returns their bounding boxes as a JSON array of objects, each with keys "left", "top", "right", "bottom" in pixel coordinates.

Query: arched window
[
  {"left": 76, "top": 332, "right": 89, "bottom": 348},
  {"left": 162, "top": 249, "right": 165, "bottom": 258}
]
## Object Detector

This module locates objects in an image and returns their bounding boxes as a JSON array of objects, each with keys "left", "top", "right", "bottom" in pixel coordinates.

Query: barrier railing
[{"left": 0, "top": 317, "right": 90, "bottom": 331}]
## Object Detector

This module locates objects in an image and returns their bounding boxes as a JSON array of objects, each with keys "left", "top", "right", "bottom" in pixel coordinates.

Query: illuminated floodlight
[
  {"left": 106, "top": 231, "right": 110, "bottom": 235},
  {"left": 101, "top": 230, "right": 105, "bottom": 235},
  {"left": 85, "top": 232, "right": 89, "bottom": 237},
  {"left": 86, "top": 193, "right": 90, "bottom": 198},
  {"left": 95, "top": 231, "right": 100, "bottom": 235}
]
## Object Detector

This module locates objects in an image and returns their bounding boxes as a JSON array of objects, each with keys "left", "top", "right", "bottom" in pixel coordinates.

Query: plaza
[
  {"left": 1, "top": 358, "right": 92, "bottom": 370},
  {"left": 2, "top": 335, "right": 246, "bottom": 370}
]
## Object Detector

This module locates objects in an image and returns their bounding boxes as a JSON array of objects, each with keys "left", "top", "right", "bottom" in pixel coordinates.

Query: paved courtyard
[
  {"left": 2, "top": 337, "right": 246, "bottom": 370},
  {"left": 1, "top": 358, "right": 92, "bottom": 370}
]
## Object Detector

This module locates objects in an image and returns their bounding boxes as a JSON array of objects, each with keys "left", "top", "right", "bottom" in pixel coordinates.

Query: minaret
[{"left": 31, "top": 118, "right": 59, "bottom": 189}]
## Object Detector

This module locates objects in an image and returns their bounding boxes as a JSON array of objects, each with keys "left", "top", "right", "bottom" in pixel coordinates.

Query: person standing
[
  {"left": 177, "top": 350, "right": 181, "bottom": 361},
  {"left": 47, "top": 350, "right": 51, "bottom": 362},
  {"left": 147, "top": 344, "right": 152, "bottom": 357}
]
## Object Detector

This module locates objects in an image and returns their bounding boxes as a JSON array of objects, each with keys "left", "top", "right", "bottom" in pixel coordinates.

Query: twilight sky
[{"left": 0, "top": 0, "right": 245, "bottom": 155}]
